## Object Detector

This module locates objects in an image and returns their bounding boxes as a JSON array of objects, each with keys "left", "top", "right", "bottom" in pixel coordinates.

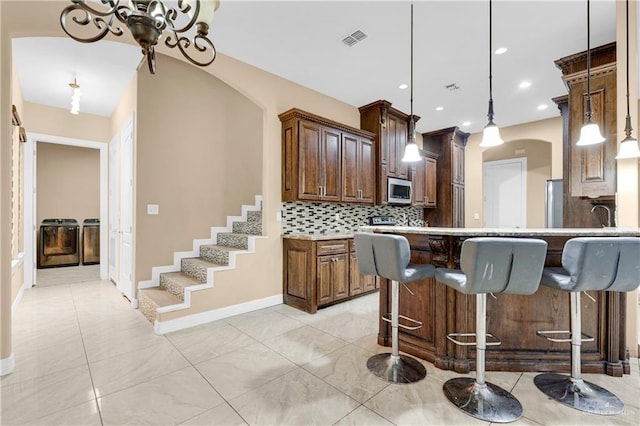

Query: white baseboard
[
  {"left": 153, "top": 294, "right": 283, "bottom": 335},
  {"left": 0, "top": 353, "right": 15, "bottom": 376}
]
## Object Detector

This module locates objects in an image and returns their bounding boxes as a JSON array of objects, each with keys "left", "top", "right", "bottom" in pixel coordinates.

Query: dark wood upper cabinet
[
  {"left": 359, "top": 100, "right": 415, "bottom": 205},
  {"left": 342, "top": 132, "right": 375, "bottom": 204},
  {"left": 555, "top": 42, "right": 617, "bottom": 199},
  {"left": 412, "top": 151, "right": 438, "bottom": 208},
  {"left": 280, "top": 108, "right": 375, "bottom": 204},
  {"left": 422, "top": 127, "right": 469, "bottom": 227}
]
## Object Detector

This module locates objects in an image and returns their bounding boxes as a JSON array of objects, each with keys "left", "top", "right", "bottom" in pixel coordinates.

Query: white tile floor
[{"left": 1, "top": 271, "right": 639, "bottom": 425}]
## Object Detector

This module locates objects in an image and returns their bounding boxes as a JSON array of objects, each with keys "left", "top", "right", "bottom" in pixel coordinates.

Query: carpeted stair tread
[
  {"left": 161, "top": 271, "right": 204, "bottom": 286},
  {"left": 181, "top": 257, "right": 226, "bottom": 281},
  {"left": 200, "top": 244, "right": 239, "bottom": 252},
  {"left": 217, "top": 233, "right": 253, "bottom": 249},
  {"left": 245, "top": 210, "right": 262, "bottom": 222},
  {"left": 232, "top": 221, "right": 262, "bottom": 235},
  {"left": 182, "top": 257, "right": 226, "bottom": 268},
  {"left": 140, "top": 287, "right": 182, "bottom": 308}
]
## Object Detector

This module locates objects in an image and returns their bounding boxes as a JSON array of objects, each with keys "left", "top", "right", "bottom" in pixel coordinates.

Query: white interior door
[
  {"left": 118, "top": 115, "right": 134, "bottom": 301},
  {"left": 483, "top": 158, "right": 527, "bottom": 228},
  {"left": 109, "top": 133, "right": 120, "bottom": 283}
]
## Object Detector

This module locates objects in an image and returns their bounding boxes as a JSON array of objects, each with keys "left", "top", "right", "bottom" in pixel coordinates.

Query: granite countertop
[
  {"left": 357, "top": 226, "right": 640, "bottom": 236},
  {"left": 282, "top": 232, "right": 355, "bottom": 241}
]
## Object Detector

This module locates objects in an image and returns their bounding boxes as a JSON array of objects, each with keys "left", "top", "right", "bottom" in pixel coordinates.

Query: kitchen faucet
[{"left": 590, "top": 204, "right": 612, "bottom": 228}]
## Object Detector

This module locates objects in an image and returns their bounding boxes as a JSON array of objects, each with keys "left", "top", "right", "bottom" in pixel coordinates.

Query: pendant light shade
[
  {"left": 576, "top": 121, "right": 606, "bottom": 146},
  {"left": 577, "top": 0, "right": 605, "bottom": 146},
  {"left": 69, "top": 78, "right": 81, "bottom": 115},
  {"left": 481, "top": 121, "right": 505, "bottom": 147},
  {"left": 479, "top": 0, "right": 504, "bottom": 148},
  {"left": 616, "top": 0, "right": 640, "bottom": 159},
  {"left": 616, "top": 135, "right": 640, "bottom": 159},
  {"left": 402, "top": 119, "right": 422, "bottom": 162},
  {"left": 401, "top": 2, "right": 421, "bottom": 163}
]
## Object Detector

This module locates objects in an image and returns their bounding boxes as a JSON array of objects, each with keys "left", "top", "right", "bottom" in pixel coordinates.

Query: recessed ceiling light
[
  {"left": 399, "top": 83, "right": 408, "bottom": 90},
  {"left": 435, "top": 106, "right": 444, "bottom": 111},
  {"left": 462, "top": 121, "right": 471, "bottom": 126},
  {"left": 537, "top": 104, "right": 548, "bottom": 110},
  {"left": 495, "top": 47, "right": 508, "bottom": 55},
  {"left": 519, "top": 81, "right": 531, "bottom": 89}
]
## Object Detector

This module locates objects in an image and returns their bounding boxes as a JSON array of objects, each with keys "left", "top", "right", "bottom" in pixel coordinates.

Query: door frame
[
  {"left": 24, "top": 132, "right": 108, "bottom": 287},
  {"left": 483, "top": 157, "right": 527, "bottom": 228}
]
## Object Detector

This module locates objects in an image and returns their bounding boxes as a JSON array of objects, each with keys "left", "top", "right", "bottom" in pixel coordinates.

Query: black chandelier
[{"left": 60, "top": 0, "right": 219, "bottom": 74}]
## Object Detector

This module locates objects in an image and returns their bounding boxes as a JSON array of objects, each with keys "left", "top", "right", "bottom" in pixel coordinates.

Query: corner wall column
[{"left": 0, "top": 1, "right": 15, "bottom": 376}]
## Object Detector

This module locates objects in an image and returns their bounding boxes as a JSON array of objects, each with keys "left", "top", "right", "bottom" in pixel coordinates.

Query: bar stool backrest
[
  {"left": 354, "top": 233, "right": 411, "bottom": 282},
  {"left": 561, "top": 237, "right": 640, "bottom": 292},
  {"left": 460, "top": 237, "right": 548, "bottom": 295}
]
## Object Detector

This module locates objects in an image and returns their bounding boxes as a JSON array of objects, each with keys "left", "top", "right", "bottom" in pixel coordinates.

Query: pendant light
[
  {"left": 402, "top": 2, "right": 421, "bottom": 163},
  {"left": 616, "top": 0, "right": 640, "bottom": 159},
  {"left": 576, "top": 0, "right": 606, "bottom": 146},
  {"left": 69, "top": 77, "right": 81, "bottom": 115},
  {"left": 479, "top": 0, "right": 504, "bottom": 148}
]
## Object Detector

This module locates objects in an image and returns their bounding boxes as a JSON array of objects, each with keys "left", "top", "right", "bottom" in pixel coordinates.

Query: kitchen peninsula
[{"left": 358, "top": 226, "right": 640, "bottom": 377}]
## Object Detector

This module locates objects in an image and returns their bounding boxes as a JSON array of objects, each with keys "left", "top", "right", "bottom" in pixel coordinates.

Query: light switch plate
[{"left": 147, "top": 204, "right": 159, "bottom": 215}]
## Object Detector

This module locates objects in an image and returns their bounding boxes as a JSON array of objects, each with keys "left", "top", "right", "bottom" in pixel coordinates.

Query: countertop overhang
[{"left": 357, "top": 226, "right": 640, "bottom": 237}]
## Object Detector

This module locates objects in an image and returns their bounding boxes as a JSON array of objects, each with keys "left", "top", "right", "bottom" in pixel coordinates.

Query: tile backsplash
[{"left": 281, "top": 202, "right": 424, "bottom": 234}]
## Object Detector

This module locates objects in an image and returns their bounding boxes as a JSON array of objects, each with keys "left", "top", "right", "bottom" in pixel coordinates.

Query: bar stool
[
  {"left": 535, "top": 237, "right": 640, "bottom": 415},
  {"left": 354, "top": 232, "right": 435, "bottom": 384},
  {"left": 435, "top": 237, "right": 548, "bottom": 423}
]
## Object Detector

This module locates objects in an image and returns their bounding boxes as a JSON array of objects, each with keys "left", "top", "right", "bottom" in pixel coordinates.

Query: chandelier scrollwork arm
[
  {"left": 162, "top": 0, "right": 217, "bottom": 67},
  {"left": 60, "top": 0, "right": 129, "bottom": 43},
  {"left": 60, "top": 0, "right": 218, "bottom": 74}
]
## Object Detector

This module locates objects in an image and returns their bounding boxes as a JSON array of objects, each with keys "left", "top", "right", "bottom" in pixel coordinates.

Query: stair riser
[
  {"left": 246, "top": 210, "right": 262, "bottom": 223},
  {"left": 138, "top": 292, "right": 157, "bottom": 323},
  {"left": 199, "top": 246, "right": 230, "bottom": 265},
  {"left": 181, "top": 259, "right": 208, "bottom": 282},
  {"left": 159, "top": 275, "right": 186, "bottom": 301},
  {"left": 232, "top": 222, "right": 262, "bottom": 235},
  {"left": 217, "top": 233, "right": 249, "bottom": 249}
]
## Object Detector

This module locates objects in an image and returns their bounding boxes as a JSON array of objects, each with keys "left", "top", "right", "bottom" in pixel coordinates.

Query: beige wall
[
  {"left": 466, "top": 116, "right": 563, "bottom": 228},
  {"left": 482, "top": 140, "right": 552, "bottom": 228},
  {"left": 134, "top": 55, "right": 262, "bottom": 284},
  {"left": 24, "top": 102, "right": 110, "bottom": 143},
  {"left": 36, "top": 143, "right": 100, "bottom": 228}
]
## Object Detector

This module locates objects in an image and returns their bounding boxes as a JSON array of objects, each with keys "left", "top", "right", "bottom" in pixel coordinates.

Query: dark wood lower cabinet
[
  {"left": 283, "top": 237, "right": 378, "bottom": 314},
  {"left": 376, "top": 232, "right": 631, "bottom": 377}
]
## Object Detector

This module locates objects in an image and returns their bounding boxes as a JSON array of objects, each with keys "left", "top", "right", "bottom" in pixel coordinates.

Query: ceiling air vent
[{"left": 342, "top": 30, "right": 367, "bottom": 47}]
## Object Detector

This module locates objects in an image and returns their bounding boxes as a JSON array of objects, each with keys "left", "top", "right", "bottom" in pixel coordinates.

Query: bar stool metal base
[
  {"left": 534, "top": 373, "right": 623, "bottom": 415},
  {"left": 367, "top": 353, "right": 426, "bottom": 384},
  {"left": 443, "top": 377, "right": 523, "bottom": 423}
]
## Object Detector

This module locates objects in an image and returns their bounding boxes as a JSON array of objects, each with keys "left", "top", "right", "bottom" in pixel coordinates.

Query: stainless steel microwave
[{"left": 387, "top": 177, "right": 412, "bottom": 205}]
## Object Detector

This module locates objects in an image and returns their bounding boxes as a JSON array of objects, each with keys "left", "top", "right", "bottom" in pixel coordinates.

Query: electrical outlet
[
  {"left": 147, "top": 204, "right": 159, "bottom": 215},
  {"left": 276, "top": 211, "right": 282, "bottom": 222},
  {"left": 473, "top": 212, "right": 480, "bottom": 220},
  {"left": 335, "top": 213, "right": 340, "bottom": 221}
]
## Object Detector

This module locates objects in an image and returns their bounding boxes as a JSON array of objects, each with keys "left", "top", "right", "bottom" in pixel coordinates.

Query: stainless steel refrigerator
[{"left": 545, "top": 179, "right": 563, "bottom": 228}]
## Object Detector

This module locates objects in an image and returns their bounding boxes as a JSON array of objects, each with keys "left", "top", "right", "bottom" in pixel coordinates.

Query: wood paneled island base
[{"left": 359, "top": 226, "right": 640, "bottom": 377}]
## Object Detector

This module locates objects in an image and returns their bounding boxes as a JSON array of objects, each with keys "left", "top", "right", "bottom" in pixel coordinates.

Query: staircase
[{"left": 137, "top": 196, "right": 264, "bottom": 333}]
